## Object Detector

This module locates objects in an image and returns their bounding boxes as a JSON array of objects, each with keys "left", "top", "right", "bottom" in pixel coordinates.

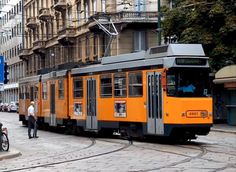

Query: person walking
[{"left": 28, "top": 101, "right": 38, "bottom": 139}]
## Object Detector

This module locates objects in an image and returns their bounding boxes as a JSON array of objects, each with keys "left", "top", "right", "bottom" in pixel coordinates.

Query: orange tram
[{"left": 18, "top": 44, "right": 213, "bottom": 140}]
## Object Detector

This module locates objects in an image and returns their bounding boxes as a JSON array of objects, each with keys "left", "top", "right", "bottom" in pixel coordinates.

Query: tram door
[
  {"left": 50, "top": 83, "right": 56, "bottom": 126},
  {"left": 86, "top": 78, "right": 98, "bottom": 130},
  {"left": 147, "top": 72, "right": 164, "bottom": 135}
]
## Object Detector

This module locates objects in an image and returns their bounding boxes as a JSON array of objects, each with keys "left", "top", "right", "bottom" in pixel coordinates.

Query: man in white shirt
[{"left": 28, "top": 101, "right": 38, "bottom": 139}]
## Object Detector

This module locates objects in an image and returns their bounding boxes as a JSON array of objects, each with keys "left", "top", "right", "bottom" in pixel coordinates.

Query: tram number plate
[{"left": 186, "top": 111, "right": 201, "bottom": 118}]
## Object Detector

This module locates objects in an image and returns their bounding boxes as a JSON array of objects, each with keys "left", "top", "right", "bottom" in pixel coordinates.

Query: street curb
[
  {"left": 0, "top": 149, "right": 21, "bottom": 161},
  {"left": 211, "top": 128, "right": 236, "bottom": 134}
]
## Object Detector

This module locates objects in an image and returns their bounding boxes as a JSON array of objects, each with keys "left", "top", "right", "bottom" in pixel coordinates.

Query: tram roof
[
  {"left": 19, "top": 75, "right": 41, "bottom": 83},
  {"left": 71, "top": 44, "right": 208, "bottom": 75}
]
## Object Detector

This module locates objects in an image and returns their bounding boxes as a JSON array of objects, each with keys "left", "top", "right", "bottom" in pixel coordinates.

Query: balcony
[
  {"left": 57, "top": 26, "right": 76, "bottom": 45},
  {"left": 54, "top": 0, "right": 67, "bottom": 12},
  {"left": 26, "top": 17, "right": 37, "bottom": 29},
  {"left": 38, "top": 8, "right": 52, "bottom": 21},
  {"left": 19, "top": 49, "right": 31, "bottom": 61},
  {"left": 88, "top": 11, "right": 158, "bottom": 31},
  {"left": 32, "top": 40, "right": 46, "bottom": 54}
]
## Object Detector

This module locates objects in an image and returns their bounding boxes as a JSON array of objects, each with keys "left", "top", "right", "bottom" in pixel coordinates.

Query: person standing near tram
[{"left": 28, "top": 101, "right": 38, "bottom": 139}]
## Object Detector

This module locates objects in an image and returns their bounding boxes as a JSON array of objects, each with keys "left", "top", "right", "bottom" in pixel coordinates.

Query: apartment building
[
  {"left": 0, "top": 0, "right": 24, "bottom": 103},
  {"left": 20, "top": 0, "right": 171, "bottom": 77}
]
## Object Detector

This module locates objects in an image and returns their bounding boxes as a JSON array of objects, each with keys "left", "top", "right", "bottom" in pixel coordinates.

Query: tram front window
[{"left": 166, "top": 68, "right": 211, "bottom": 97}]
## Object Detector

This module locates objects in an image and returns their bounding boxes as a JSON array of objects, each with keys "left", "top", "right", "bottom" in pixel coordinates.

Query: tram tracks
[
  {"left": 133, "top": 141, "right": 236, "bottom": 172},
  {"left": 132, "top": 142, "right": 208, "bottom": 172},
  {"left": 0, "top": 138, "right": 131, "bottom": 172}
]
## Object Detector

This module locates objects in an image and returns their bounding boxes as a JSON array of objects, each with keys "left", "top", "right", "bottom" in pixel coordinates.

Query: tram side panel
[
  {"left": 41, "top": 80, "right": 51, "bottom": 126},
  {"left": 54, "top": 77, "right": 69, "bottom": 126},
  {"left": 41, "top": 77, "right": 69, "bottom": 127},
  {"left": 69, "top": 76, "right": 86, "bottom": 130},
  {"left": 19, "top": 81, "right": 40, "bottom": 125},
  {"left": 162, "top": 67, "right": 213, "bottom": 137},
  {"left": 18, "top": 84, "right": 30, "bottom": 125},
  {"left": 163, "top": 95, "right": 213, "bottom": 136}
]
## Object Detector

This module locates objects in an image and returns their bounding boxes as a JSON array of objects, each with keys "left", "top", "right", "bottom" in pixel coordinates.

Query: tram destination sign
[{"left": 175, "top": 58, "right": 207, "bottom": 66}]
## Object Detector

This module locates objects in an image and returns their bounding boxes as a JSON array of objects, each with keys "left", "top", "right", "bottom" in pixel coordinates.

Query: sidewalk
[
  {"left": 211, "top": 124, "right": 236, "bottom": 134},
  {"left": 0, "top": 124, "right": 235, "bottom": 161},
  {"left": 0, "top": 148, "right": 21, "bottom": 161}
]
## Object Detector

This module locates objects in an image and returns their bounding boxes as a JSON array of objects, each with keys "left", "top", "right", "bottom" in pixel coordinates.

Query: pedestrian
[{"left": 28, "top": 101, "right": 38, "bottom": 139}]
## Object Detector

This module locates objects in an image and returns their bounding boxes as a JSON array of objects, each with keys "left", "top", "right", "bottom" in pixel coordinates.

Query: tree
[{"left": 162, "top": 0, "right": 236, "bottom": 71}]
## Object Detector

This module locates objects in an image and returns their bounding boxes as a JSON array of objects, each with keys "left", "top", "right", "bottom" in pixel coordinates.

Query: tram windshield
[{"left": 166, "top": 68, "right": 211, "bottom": 97}]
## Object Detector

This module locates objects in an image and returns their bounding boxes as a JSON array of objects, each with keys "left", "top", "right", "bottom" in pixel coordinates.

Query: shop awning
[{"left": 213, "top": 65, "right": 236, "bottom": 84}]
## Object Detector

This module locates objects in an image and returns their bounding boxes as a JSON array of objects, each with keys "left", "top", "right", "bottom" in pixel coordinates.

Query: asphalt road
[{"left": 0, "top": 112, "right": 236, "bottom": 172}]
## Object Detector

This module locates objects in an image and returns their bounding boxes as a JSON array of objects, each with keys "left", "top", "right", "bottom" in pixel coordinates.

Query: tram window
[
  {"left": 30, "top": 86, "right": 34, "bottom": 101},
  {"left": 128, "top": 72, "right": 143, "bottom": 97},
  {"left": 23, "top": 86, "right": 26, "bottom": 99},
  {"left": 34, "top": 85, "right": 38, "bottom": 99},
  {"left": 42, "top": 82, "right": 47, "bottom": 99},
  {"left": 73, "top": 78, "right": 83, "bottom": 98},
  {"left": 167, "top": 68, "right": 211, "bottom": 97},
  {"left": 100, "top": 74, "right": 112, "bottom": 97},
  {"left": 26, "top": 86, "right": 29, "bottom": 99},
  {"left": 19, "top": 86, "right": 23, "bottom": 99},
  {"left": 114, "top": 73, "right": 127, "bottom": 97},
  {"left": 58, "top": 79, "right": 64, "bottom": 99},
  {"left": 167, "top": 75, "right": 176, "bottom": 96}
]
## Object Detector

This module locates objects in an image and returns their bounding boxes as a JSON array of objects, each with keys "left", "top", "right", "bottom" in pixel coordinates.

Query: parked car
[
  {"left": 0, "top": 103, "right": 4, "bottom": 111},
  {"left": 2, "top": 103, "right": 9, "bottom": 112},
  {"left": 7, "top": 102, "right": 18, "bottom": 112}
]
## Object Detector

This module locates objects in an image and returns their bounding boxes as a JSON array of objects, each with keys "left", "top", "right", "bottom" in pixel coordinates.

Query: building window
[
  {"left": 93, "top": 35, "right": 98, "bottom": 57},
  {"left": 129, "top": 72, "right": 143, "bottom": 97},
  {"left": 135, "top": 0, "right": 146, "bottom": 11},
  {"left": 101, "top": 0, "right": 106, "bottom": 12},
  {"left": 86, "top": 35, "right": 90, "bottom": 58},
  {"left": 133, "top": 31, "right": 146, "bottom": 52},
  {"left": 67, "top": 7, "right": 72, "bottom": 26},
  {"left": 84, "top": 1, "right": 89, "bottom": 22},
  {"left": 114, "top": 73, "right": 127, "bottom": 97},
  {"left": 92, "top": 0, "right": 97, "bottom": 14},
  {"left": 100, "top": 74, "right": 112, "bottom": 97},
  {"left": 78, "top": 38, "right": 82, "bottom": 60},
  {"left": 58, "top": 79, "right": 64, "bottom": 99},
  {"left": 73, "top": 78, "right": 83, "bottom": 98},
  {"left": 77, "top": 2, "right": 81, "bottom": 24}
]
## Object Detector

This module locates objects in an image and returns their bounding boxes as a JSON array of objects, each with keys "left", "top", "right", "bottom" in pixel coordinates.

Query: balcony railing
[
  {"left": 38, "top": 8, "right": 52, "bottom": 21},
  {"left": 54, "top": 0, "right": 67, "bottom": 12},
  {"left": 32, "top": 40, "right": 46, "bottom": 54},
  {"left": 19, "top": 49, "right": 31, "bottom": 60},
  {"left": 89, "top": 11, "right": 158, "bottom": 24},
  {"left": 26, "top": 17, "right": 37, "bottom": 29},
  {"left": 58, "top": 26, "right": 76, "bottom": 45}
]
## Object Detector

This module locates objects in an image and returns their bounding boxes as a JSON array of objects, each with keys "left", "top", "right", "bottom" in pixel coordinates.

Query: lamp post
[{"left": 157, "top": 0, "right": 161, "bottom": 45}]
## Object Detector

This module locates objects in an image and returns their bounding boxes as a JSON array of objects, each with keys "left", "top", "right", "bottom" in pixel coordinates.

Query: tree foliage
[{"left": 162, "top": 0, "right": 236, "bottom": 71}]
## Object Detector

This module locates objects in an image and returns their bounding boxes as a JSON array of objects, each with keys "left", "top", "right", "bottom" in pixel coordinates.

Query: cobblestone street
[{"left": 0, "top": 112, "right": 236, "bottom": 172}]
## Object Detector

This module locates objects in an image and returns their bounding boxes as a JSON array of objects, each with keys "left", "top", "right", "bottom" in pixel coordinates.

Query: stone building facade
[
  {"left": 20, "top": 0, "right": 171, "bottom": 76},
  {"left": 0, "top": 0, "right": 25, "bottom": 103}
]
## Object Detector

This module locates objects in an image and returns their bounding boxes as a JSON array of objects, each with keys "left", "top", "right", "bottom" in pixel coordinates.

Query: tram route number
[{"left": 186, "top": 111, "right": 201, "bottom": 118}]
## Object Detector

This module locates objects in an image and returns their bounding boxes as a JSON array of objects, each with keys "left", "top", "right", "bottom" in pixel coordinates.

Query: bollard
[{"left": 0, "top": 122, "right": 2, "bottom": 151}]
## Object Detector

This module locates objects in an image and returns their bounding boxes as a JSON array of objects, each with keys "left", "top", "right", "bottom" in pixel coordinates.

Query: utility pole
[{"left": 157, "top": 0, "right": 161, "bottom": 45}]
